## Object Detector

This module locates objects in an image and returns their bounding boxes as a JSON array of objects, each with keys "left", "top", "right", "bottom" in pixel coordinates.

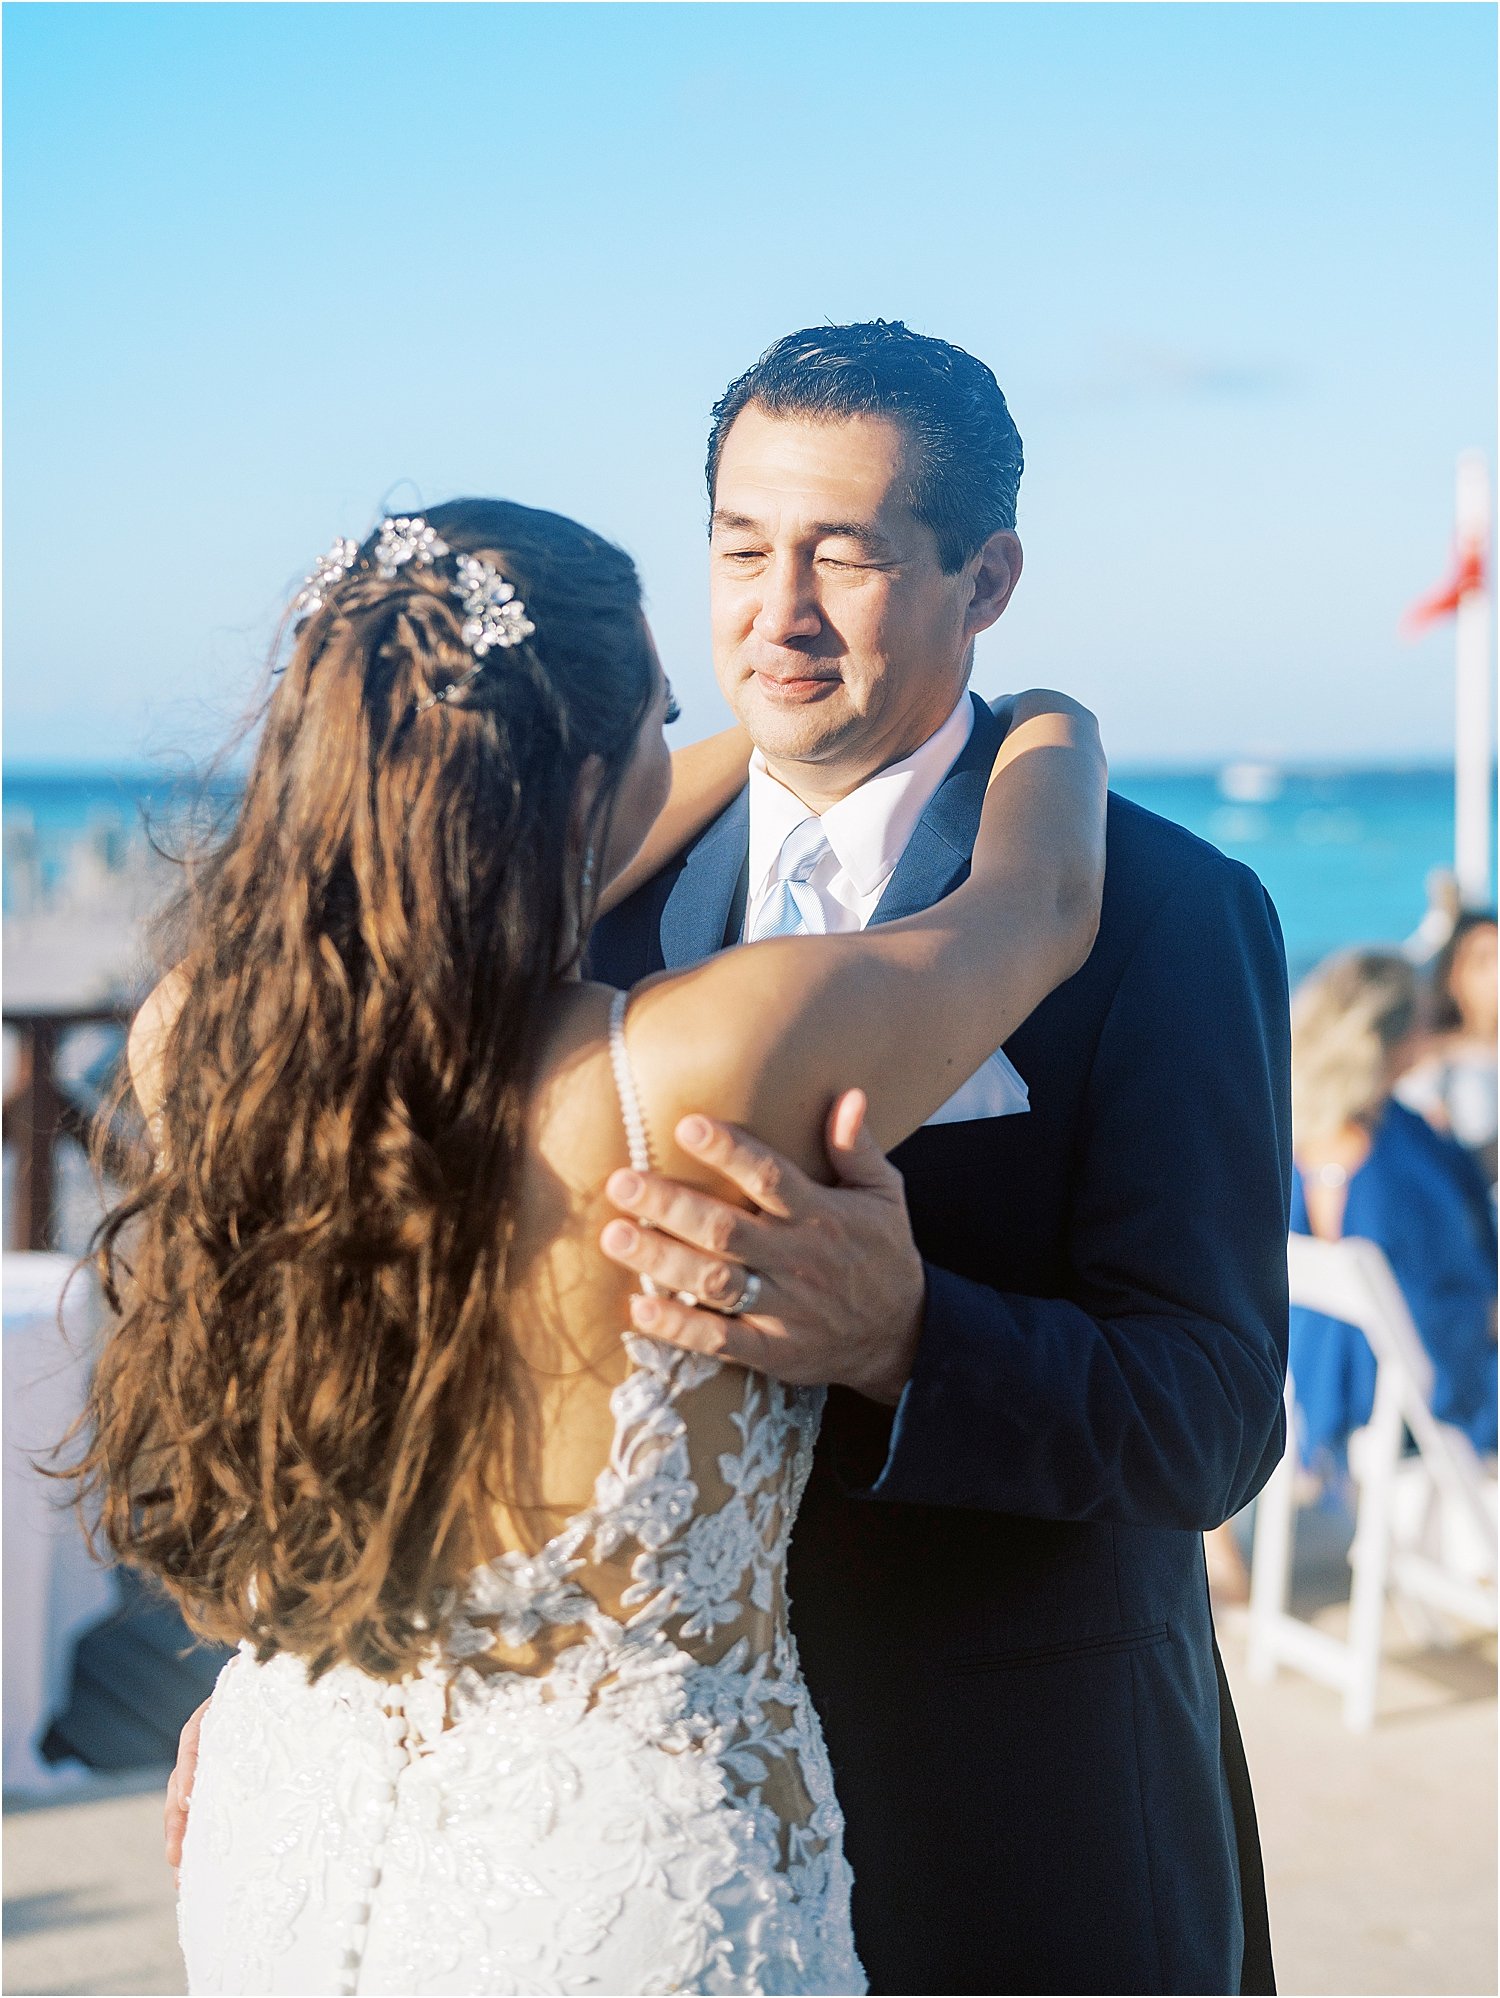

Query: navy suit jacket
[{"left": 589, "top": 695, "right": 1293, "bottom": 1996}]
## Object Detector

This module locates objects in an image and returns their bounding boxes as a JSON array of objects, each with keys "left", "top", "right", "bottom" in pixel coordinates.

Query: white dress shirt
[{"left": 744, "top": 693, "right": 1029, "bottom": 1126}]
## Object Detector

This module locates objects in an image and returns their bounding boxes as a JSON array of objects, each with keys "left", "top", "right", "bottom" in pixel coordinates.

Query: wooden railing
[{"left": 3, "top": 1008, "right": 131, "bottom": 1252}]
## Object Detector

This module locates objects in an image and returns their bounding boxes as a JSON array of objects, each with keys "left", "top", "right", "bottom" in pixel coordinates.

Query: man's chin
[{"left": 737, "top": 689, "right": 858, "bottom": 765}]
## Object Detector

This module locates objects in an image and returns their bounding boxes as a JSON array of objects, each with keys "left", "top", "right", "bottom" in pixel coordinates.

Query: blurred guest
[
  {"left": 1402, "top": 865, "right": 1462, "bottom": 965},
  {"left": 1397, "top": 911, "right": 1498, "bottom": 1188},
  {"left": 1289, "top": 949, "right": 1497, "bottom": 1471}
]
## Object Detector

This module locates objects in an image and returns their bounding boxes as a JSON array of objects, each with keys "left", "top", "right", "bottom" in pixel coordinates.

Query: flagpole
[{"left": 1453, "top": 451, "right": 1493, "bottom": 907}]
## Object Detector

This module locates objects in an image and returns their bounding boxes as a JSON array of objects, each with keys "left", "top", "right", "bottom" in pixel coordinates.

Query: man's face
[{"left": 709, "top": 406, "right": 1012, "bottom": 791}]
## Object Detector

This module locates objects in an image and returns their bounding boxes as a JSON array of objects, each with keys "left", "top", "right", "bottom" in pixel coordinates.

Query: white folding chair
[{"left": 1247, "top": 1233, "right": 1498, "bottom": 1731}]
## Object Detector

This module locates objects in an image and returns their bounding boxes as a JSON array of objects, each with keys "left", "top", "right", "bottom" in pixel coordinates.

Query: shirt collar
[{"left": 746, "top": 692, "right": 975, "bottom": 901}]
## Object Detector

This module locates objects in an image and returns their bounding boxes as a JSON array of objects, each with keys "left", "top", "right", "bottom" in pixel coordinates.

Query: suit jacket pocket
[{"left": 952, "top": 1620, "right": 1170, "bottom": 1674}]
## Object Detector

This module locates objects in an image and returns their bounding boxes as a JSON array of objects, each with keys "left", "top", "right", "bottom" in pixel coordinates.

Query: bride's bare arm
[
  {"left": 626, "top": 692, "right": 1106, "bottom": 1171},
  {"left": 595, "top": 724, "right": 752, "bottom": 916}
]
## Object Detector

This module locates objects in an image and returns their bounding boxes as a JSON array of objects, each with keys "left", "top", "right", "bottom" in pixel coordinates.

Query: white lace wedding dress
[{"left": 176, "top": 991, "right": 865, "bottom": 1996}]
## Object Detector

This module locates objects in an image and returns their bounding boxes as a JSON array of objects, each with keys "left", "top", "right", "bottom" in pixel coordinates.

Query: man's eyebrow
[
  {"left": 810, "top": 521, "right": 894, "bottom": 555},
  {"left": 710, "top": 508, "right": 894, "bottom": 555}
]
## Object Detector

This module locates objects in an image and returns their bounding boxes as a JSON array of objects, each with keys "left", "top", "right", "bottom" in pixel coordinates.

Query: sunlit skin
[
  {"left": 586, "top": 629, "right": 675, "bottom": 893},
  {"left": 709, "top": 406, "right": 1023, "bottom": 813}
]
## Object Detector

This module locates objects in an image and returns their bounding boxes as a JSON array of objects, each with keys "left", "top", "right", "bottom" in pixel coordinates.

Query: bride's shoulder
[
  {"left": 528, "top": 972, "right": 753, "bottom": 1190},
  {"left": 529, "top": 967, "right": 828, "bottom": 1193},
  {"left": 525, "top": 981, "right": 644, "bottom": 1183}
]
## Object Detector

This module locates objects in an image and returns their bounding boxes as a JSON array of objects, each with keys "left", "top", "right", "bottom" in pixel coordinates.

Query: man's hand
[
  {"left": 165, "top": 1699, "right": 208, "bottom": 1880},
  {"left": 600, "top": 1090, "right": 925, "bottom": 1406}
]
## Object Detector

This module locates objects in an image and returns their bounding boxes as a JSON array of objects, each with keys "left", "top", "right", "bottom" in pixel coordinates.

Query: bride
[{"left": 76, "top": 498, "right": 1105, "bottom": 1996}]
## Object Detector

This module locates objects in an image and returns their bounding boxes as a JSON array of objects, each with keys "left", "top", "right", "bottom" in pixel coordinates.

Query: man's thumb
[{"left": 826, "top": 1089, "right": 895, "bottom": 1188}]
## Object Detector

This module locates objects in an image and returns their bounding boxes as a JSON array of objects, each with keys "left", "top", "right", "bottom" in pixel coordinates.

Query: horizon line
[{"left": 2, "top": 755, "right": 1474, "bottom": 784}]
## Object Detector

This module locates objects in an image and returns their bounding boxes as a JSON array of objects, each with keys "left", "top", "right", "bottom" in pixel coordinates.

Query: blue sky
[{"left": 4, "top": 2, "right": 1495, "bottom": 768}]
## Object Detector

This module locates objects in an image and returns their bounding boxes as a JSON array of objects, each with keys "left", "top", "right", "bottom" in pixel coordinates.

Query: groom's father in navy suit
[{"left": 590, "top": 322, "right": 1292, "bottom": 1995}]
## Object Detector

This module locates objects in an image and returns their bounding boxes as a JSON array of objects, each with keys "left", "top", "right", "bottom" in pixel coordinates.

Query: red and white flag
[{"left": 1401, "top": 539, "right": 1487, "bottom": 636}]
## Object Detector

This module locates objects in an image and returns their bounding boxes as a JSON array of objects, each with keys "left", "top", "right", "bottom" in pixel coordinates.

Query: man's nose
[{"left": 751, "top": 558, "right": 821, "bottom": 647}]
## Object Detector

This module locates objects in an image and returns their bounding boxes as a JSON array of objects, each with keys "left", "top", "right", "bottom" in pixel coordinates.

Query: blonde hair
[{"left": 1291, "top": 949, "right": 1417, "bottom": 1141}]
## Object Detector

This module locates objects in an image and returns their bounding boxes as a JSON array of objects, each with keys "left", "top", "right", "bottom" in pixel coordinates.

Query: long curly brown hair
[{"left": 67, "top": 499, "right": 655, "bottom": 1680}]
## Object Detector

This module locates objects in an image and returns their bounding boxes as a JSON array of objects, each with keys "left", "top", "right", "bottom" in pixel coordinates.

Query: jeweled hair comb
[{"left": 289, "top": 515, "right": 536, "bottom": 715}]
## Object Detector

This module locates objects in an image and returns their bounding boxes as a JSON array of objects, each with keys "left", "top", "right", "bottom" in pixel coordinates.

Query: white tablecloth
[{"left": 3, "top": 1252, "right": 118, "bottom": 1792}]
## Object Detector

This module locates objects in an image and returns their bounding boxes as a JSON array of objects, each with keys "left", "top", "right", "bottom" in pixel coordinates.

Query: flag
[{"left": 1401, "top": 540, "right": 1487, "bottom": 636}]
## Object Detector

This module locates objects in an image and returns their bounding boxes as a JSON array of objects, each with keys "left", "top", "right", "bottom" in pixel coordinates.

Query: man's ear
[{"left": 963, "top": 530, "right": 1023, "bottom": 640}]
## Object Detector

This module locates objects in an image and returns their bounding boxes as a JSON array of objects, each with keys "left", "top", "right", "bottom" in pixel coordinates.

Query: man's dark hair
[{"left": 706, "top": 319, "right": 1023, "bottom": 573}]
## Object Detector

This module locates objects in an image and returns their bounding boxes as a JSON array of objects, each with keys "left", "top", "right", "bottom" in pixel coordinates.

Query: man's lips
[{"left": 750, "top": 668, "right": 841, "bottom": 704}]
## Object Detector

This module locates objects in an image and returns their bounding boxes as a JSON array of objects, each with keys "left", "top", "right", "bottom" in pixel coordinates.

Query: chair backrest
[
  {"left": 1287, "top": 1233, "right": 1435, "bottom": 1398},
  {"left": 1287, "top": 1232, "right": 1495, "bottom": 1556}
]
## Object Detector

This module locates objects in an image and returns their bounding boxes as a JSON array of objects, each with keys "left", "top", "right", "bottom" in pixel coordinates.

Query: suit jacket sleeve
[{"left": 848, "top": 852, "right": 1293, "bottom": 1530}]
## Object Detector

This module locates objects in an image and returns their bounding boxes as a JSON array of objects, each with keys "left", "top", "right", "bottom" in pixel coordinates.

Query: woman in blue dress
[{"left": 1287, "top": 949, "right": 1497, "bottom": 1471}]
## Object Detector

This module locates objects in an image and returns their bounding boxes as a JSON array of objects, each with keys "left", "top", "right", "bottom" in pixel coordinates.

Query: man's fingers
[
  {"left": 825, "top": 1088, "right": 902, "bottom": 1192},
  {"left": 600, "top": 1219, "right": 749, "bottom": 1308},
  {"left": 628, "top": 1290, "right": 778, "bottom": 1371},
  {"left": 828, "top": 1087, "right": 867, "bottom": 1155},
  {"left": 165, "top": 1772, "right": 188, "bottom": 1872},
  {"left": 165, "top": 1699, "right": 208, "bottom": 1871},
  {"left": 178, "top": 1700, "right": 206, "bottom": 1789},
  {"left": 673, "top": 1116, "right": 808, "bottom": 1220},
  {"left": 604, "top": 1169, "right": 760, "bottom": 1257}
]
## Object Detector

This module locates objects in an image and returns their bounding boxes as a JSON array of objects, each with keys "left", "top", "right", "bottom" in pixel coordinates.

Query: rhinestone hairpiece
[
  {"left": 291, "top": 536, "right": 359, "bottom": 616},
  {"left": 288, "top": 514, "right": 537, "bottom": 717},
  {"left": 454, "top": 553, "right": 537, "bottom": 656},
  {"left": 411, "top": 663, "right": 486, "bottom": 715},
  {"left": 374, "top": 515, "right": 450, "bottom": 579}
]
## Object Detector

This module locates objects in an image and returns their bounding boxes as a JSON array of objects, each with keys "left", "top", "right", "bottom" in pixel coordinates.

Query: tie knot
[{"left": 776, "top": 817, "right": 829, "bottom": 885}]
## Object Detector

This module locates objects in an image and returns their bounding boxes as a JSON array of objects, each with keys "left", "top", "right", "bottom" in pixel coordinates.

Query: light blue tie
[{"left": 746, "top": 817, "right": 831, "bottom": 941}]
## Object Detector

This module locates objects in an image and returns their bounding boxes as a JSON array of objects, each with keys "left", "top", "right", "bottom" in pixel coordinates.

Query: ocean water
[
  {"left": 3, "top": 767, "right": 236, "bottom": 914},
  {"left": 2, "top": 763, "right": 1476, "bottom": 980},
  {"left": 1110, "top": 765, "right": 1471, "bottom": 980}
]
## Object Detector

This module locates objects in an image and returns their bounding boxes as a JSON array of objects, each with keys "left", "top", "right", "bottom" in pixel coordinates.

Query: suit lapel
[
  {"left": 660, "top": 787, "right": 750, "bottom": 969},
  {"left": 869, "top": 694, "right": 1004, "bottom": 927}
]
